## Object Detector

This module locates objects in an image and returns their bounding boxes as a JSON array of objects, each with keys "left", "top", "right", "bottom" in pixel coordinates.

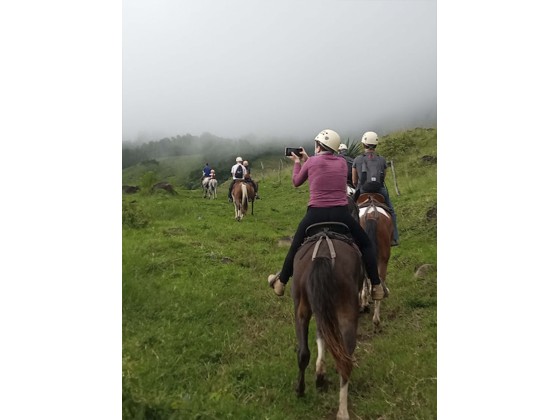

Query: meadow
[{"left": 122, "top": 128, "right": 437, "bottom": 419}]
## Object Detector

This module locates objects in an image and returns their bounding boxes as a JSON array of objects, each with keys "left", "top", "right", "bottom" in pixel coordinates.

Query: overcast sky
[{"left": 123, "top": 0, "right": 436, "bottom": 142}]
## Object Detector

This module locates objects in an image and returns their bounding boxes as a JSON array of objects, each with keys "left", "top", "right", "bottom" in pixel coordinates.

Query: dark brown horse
[
  {"left": 356, "top": 193, "right": 393, "bottom": 332},
  {"left": 292, "top": 223, "right": 364, "bottom": 420},
  {"left": 231, "top": 180, "right": 255, "bottom": 221}
]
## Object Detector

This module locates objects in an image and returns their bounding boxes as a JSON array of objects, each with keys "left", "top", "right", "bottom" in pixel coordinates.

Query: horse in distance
[
  {"left": 202, "top": 177, "right": 218, "bottom": 199},
  {"left": 231, "top": 180, "right": 255, "bottom": 221}
]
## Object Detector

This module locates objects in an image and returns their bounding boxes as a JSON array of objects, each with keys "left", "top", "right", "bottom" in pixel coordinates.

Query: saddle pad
[{"left": 359, "top": 206, "right": 390, "bottom": 219}]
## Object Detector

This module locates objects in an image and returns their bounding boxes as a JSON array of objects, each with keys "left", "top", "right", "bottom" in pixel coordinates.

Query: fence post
[{"left": 390, "top": 160, "right": 400, "bottom": 196}]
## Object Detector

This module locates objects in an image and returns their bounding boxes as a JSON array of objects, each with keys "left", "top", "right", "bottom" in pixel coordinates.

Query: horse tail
[
  {"left": 365, "top": 215, "right": 378, "bottom": 259},
  {"left": 308, "top": 257, "right": 354, "bottom": 380},
  {"left": 241, "top": 183, "right": 248, "bottom": 210}
]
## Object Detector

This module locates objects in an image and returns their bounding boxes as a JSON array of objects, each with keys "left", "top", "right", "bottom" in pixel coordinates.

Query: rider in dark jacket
[
  {"left": 338, "top": 144, "right": 354, "bottom": 186},
  {"left": 352, "top": 131, "right": 399, "bottom": 246}
]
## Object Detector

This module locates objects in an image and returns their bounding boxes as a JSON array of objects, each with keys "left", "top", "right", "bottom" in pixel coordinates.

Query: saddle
[
  {"left": 299, "top": 222, "right": 360, "bottom": 263},
  {"left": 305, "top": 222, "right": 351, "bottom": 238},
  {"left": 234, "top": 178, "right": 251, "bottom": 184},
  {"left": 356, "top": 192, "right": 385, "bottom": 206},
  {"left": 356, "top": 193, "right": 392, "bottom": 215}
]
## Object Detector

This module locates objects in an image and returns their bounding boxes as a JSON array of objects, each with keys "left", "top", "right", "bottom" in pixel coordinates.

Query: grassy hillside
[{"left": 122, "top": 128, "right": 437, "bottom": 419}]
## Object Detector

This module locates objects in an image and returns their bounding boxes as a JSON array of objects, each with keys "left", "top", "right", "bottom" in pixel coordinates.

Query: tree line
[{"left": 122, "top": 132, "right": 287, "bottom": 170}]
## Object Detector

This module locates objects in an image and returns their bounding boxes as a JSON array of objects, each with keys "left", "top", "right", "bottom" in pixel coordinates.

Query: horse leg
[
  {"left": 336, "top": 316, "right": 357, "bottom": 420},
  {"left": 372, "top": 259, "right": 388, "bottom": 332},
  {"left": 234, "top": 201, "right": 240, "bottom": 221},
  {"left": 295, "top": 298, "right": 311, "bottom": 398},
  {"left": 315, "top": 334, "right": 328, "bottom": 391},
  {"left": 337, "top": 376, "right": 350, "bottom": 420},
  {"left": 373, "top": 300, "right": 382, "bottom": 333},
  {"left": 359, "top": 277, "right": 371, "bottom": 313}
]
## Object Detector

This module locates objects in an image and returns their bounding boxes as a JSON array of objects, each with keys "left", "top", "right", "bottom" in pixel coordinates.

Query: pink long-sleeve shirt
[{"left": 292, "top": 153, "right": 348, "bottom": 208}]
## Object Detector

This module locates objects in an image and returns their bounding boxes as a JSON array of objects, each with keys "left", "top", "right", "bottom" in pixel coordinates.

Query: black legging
[{"left": 278, "top": 206, "right": 380, "bottom": 285}]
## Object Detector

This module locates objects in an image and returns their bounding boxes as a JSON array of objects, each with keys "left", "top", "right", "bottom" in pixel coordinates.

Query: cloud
[{"left": 123, "top": 0, "right": 436, "bottom": 142}]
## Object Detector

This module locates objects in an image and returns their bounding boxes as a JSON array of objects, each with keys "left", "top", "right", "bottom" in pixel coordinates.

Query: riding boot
[
  {"left": 267, "top": 272, "right": 285, "bottom": 296},
  {"left": 373, "top": 280, "right": 389, "bottom": 300}
]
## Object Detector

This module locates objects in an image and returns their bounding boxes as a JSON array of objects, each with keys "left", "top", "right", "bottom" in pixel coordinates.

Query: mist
[{"left": 123, "top": 0, "right": 436, "bottom": 143}]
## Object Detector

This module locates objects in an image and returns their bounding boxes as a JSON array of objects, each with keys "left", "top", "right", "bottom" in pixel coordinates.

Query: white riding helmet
[
  {"left": 236, "top": 157, "right": 243, "bottom": 163},
  {"left": 361, "top": 131, "right": 379, "bottom": 146},
  {"left": 315, "top": 129, "right": 341, "bottom": 153},
  {"left": 243, "top": 160, "right": 249, "bottom": 166},
  {"left": 339, "top": 143, "right": 348, "bottom": 151}
]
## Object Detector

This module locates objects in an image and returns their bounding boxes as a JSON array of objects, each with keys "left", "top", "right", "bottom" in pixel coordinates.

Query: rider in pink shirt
[
  {"left": 293, "top": 152, "right": 348, "bottom": 208},
  {"left": 267, "top": 129, "right": 384, "bottom": 298}
]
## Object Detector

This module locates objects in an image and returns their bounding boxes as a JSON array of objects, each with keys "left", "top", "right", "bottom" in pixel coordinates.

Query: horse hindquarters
[
  {"left": 292, "top": 239, "right": 361, "bottom": 420},
  {"left": 232, "top": 182, "right": 248, "bottom": 221}
]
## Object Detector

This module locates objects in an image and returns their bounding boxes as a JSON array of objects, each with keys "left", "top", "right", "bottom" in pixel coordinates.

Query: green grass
[{"left": 123, "top": 128, "right": 437, "bottom": 419}]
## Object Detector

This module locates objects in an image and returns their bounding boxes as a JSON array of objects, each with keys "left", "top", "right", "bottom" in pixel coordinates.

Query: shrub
[{"left": 122, "top": 200, "right": 149, "bottom": 228}]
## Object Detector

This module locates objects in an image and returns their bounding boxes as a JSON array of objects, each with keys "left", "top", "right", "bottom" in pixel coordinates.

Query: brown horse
[
  {"left": 231, "top": 181, "right": 255, "bottom": 221},
  {"left": 292, "top": 223, "right": 364, "bottom": 420},
  {"left": 356, "top": 193, "right": 393, "bottom": 332}
]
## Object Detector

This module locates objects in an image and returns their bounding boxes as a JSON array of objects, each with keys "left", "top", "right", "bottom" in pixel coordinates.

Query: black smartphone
[{"left": 285, "top": 147, "right": 303, "bottom": 157}]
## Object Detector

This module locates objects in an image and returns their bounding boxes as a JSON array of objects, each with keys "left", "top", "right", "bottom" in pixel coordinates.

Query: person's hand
[
  {"left": 299, "top": 147, "right": 309, "bottom": 163},
  {"left": 290, "top": 147, "right": 309, "bottom": 164}
]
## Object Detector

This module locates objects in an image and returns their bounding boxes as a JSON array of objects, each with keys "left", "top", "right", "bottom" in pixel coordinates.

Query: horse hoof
[{"left": 315, "top": 374, "right": 329, "bottom": 392}]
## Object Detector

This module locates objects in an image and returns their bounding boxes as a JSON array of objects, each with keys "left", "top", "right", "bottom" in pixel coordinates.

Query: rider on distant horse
[
  {"left": 243, "top": 160, "right": 260, "bottom": 199},
  {"left": 352, "top": 131, "right": 400, "bottom": 246},
  {"left": 338, "top": 143, "right": 354, "bottom": 187},
  {"left": 202, "top": 162, "right": 211, "bottom": 180},
  {"left": 228, "top": 157, "right": 247, "bottom": 202},
  {"left": 267, "top": 129, "right": 383, "bottom": 297}
]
